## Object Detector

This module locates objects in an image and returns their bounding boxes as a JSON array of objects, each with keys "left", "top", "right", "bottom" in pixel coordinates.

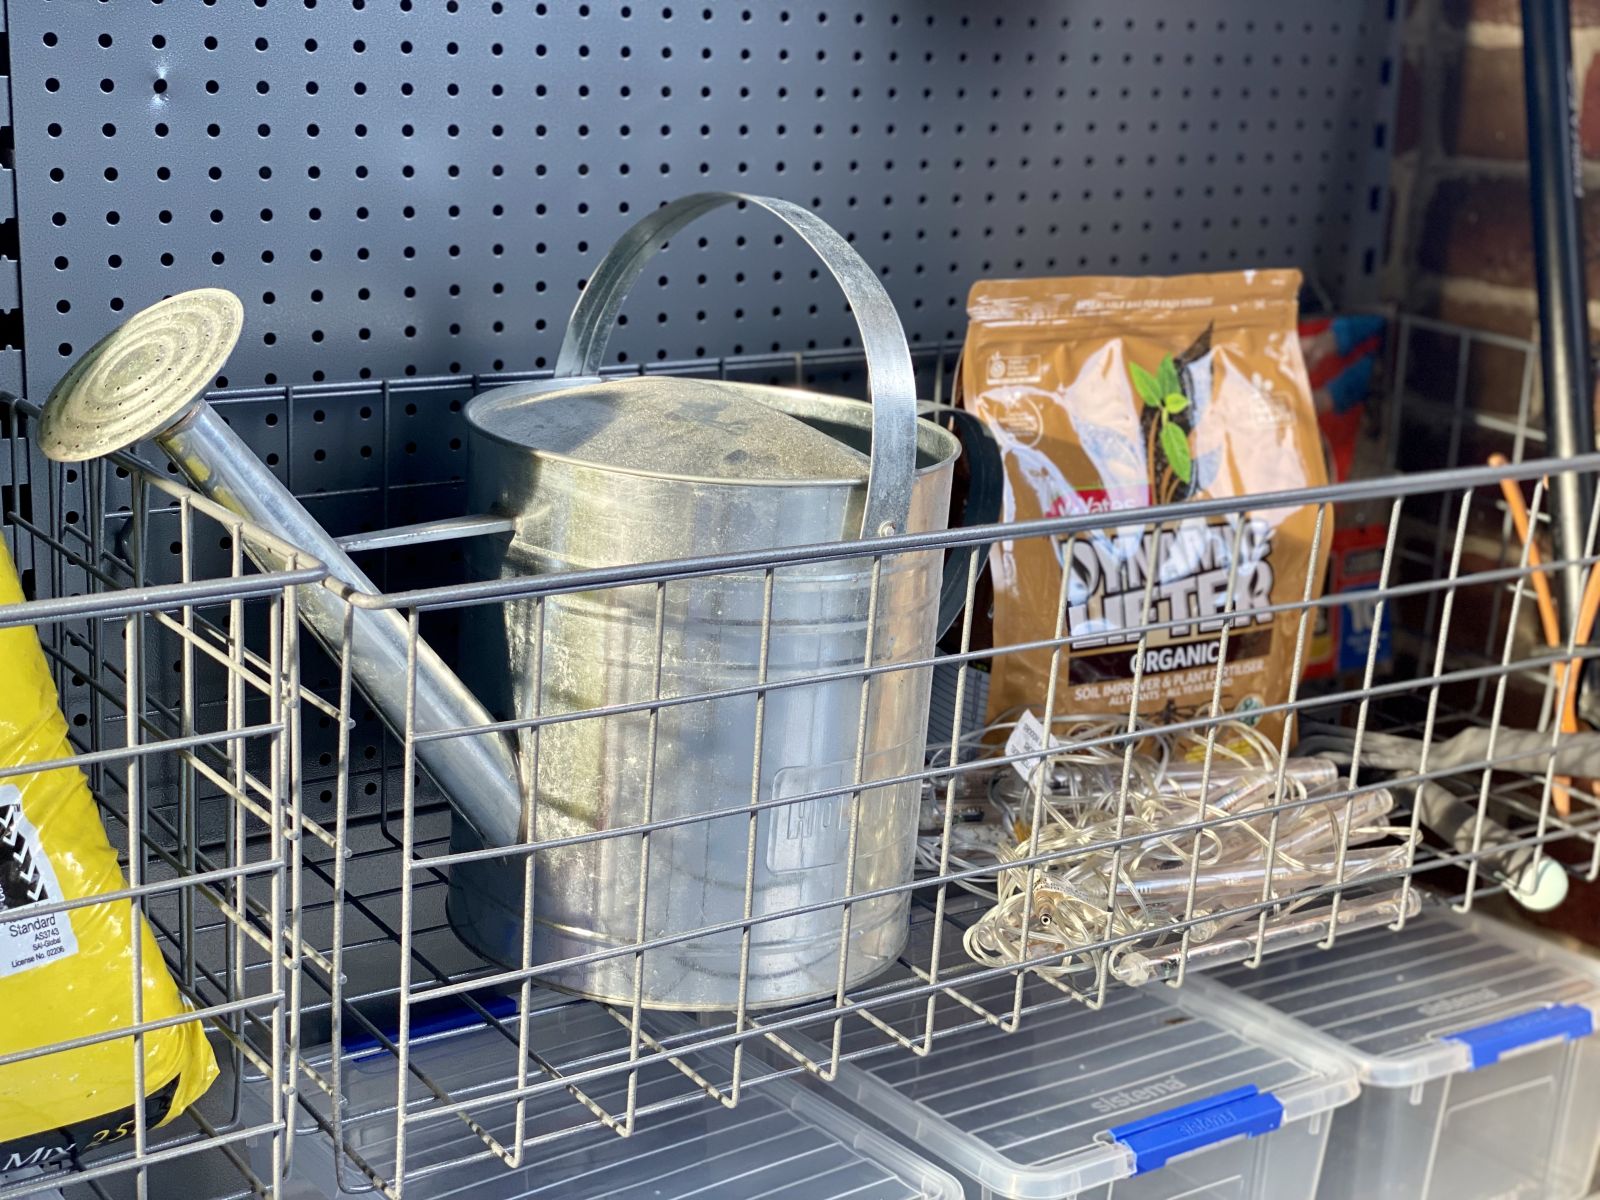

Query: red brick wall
[
  {"left": 1389, "top": 3, "right": 1600, "bottom": 949},
  {"left": 1395, "top": 0, "right": 1600, "bottom": 348},
  {"left": 1391, "top": 0, "right": 1576, "bottom": 625}
]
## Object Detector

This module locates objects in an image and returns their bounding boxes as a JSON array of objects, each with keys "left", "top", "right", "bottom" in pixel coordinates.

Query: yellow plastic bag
[{"left": 0, "top": 536, "right": 216, "bottom": 1171}]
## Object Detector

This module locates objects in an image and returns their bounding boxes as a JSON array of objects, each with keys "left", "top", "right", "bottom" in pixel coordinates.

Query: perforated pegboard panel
[{"left": 8, "top": 0, "right": 1400, "bottom": 402}]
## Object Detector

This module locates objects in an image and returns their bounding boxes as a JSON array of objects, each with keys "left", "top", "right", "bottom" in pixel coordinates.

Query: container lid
[
  {"left": 773, "top": 928, "right": 1357, "bottom": 1200},
  {"left": 256, "top": 996, "right": 960, "bottom": 1200},
  {"left": 466, "top": 376, "right": 872, "bottom": 484},
  {"left": 1200, "top": 906, "right": 1600, "bottom": 1088}
]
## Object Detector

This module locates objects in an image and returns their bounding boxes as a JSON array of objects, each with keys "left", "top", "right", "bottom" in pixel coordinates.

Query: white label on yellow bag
[{"left": 0, "top": 784, "right": 77, "bottom": 976}]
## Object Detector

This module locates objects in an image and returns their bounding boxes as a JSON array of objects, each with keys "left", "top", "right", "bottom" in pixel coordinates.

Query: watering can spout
[{"left": 35, "top": 288, "right": 528, "bottom": 849}]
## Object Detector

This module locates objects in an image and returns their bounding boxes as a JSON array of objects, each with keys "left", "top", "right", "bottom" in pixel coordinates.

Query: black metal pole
[{"left": 1522, "top": 0, "right": 1596, "bottom": 628}]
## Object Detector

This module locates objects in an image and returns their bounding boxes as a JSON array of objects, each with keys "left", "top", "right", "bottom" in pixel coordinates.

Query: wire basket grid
[
  {"left": 297, "top": 437, "right": 1600, "bottom": 1195},
  {"left": 8, "top": 324, "right": 1600, "bottom": 1198},
  {"left": 0, "top": 415, "right": 328, "bottom": 1200}
]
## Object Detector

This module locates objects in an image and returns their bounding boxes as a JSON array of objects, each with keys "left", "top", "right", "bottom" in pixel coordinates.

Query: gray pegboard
[
  {"left": 2, "top": 0, "right": 1403, "bottom": 837},
  {"left": 8, "top": 0, "right": 1400, "bottom": 402}
]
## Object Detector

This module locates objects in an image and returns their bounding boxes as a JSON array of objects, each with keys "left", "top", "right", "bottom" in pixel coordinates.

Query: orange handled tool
[{"left": 1489, "top": 453, "right": 1600, "bottom": 815}]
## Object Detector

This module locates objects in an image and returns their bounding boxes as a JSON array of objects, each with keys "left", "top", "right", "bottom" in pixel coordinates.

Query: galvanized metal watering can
[{"left": 36, "top": 192, "right": 984, "bottom": 1010}]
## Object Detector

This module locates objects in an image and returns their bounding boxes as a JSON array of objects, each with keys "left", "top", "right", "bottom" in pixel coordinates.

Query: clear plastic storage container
[
  {"left": 1200, "top": 906, "right": 1600, "bottom": 1200},
  {"left": 243, "top": 997, "right": 962, "bottom": 1200},
  {"left": 775, "top": 967, "right": 1358, "bottom": 1199}
]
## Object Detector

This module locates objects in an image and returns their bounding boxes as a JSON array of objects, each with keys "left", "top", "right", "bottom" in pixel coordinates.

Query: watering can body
[{"left": 449, "top": 379, "right": 957, "bottom": 1009}]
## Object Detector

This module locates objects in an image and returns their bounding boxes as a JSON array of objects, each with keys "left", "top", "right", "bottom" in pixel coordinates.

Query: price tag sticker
[{"left": 1004, "top": 710, "right": 1065, "bottom": 782}]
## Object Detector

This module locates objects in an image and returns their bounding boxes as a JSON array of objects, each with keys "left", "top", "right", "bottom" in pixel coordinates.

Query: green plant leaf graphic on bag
[
  {"left": 1160, "top": 419, "right": 1193, "bottom": 483},
  {"left": 1136, "top": 353, "right": 1195, "bottom": 490},
  {"left": 1155, "top": 354, "right": 1181, "bottom": 400},
  {"left": 1129, "top": 361, "right": 1162, "bottom": 407}
]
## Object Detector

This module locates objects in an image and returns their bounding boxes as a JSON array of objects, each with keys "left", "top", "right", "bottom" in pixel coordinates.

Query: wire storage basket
[
  {"left": 0, "top": 403, "right": 326, "bottom": 1200},
  {"left": 17, "top": 310, "right": 1600, "bottom": 1199},
  {"left": 5, "top": 311, "right": 1600, "bottom": 1199}
]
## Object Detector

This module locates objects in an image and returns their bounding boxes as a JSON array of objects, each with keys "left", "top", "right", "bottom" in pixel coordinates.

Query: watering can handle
[{"left": 554, "top": 192, "right": 918, "bottom": 540}]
